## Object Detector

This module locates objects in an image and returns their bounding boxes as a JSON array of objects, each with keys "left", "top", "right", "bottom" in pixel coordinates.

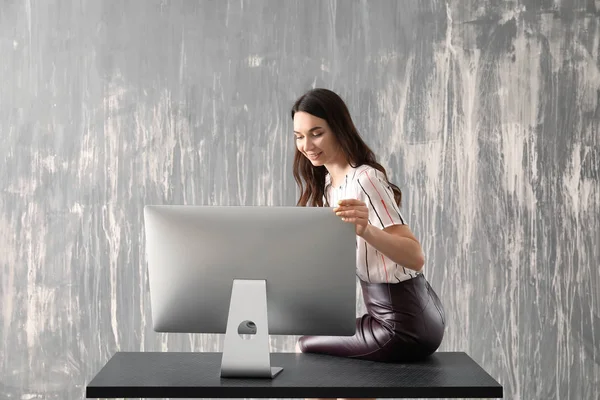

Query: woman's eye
[{"left": 294, "top": 132, "right": 322, "bottom": 140}]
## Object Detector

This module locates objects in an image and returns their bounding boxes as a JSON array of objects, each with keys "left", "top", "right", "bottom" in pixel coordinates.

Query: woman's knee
[
  {"left": 296, "top": 335, "right": 309, "bottom": 353},
  {"left": 295, "top": 339, "right": 302, "bottom": 353}
]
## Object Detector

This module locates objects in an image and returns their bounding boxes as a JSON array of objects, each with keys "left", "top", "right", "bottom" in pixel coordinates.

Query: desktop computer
[{"left": 143, "top": 205, "right": 357, "bottom": 379}]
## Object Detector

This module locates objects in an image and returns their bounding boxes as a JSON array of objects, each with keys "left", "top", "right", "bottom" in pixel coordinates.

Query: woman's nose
[{"left": 303, "top": 137, "right": 315, "bottom": 152}]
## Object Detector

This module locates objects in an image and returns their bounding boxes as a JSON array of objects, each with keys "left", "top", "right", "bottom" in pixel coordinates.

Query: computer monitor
[{"left": 143, "top": 205, "right": 357, "bottom": 379}]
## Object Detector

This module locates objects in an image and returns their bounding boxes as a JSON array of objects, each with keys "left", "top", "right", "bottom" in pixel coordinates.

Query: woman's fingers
[
  {"left": 333, "top": 200, "right": 368, "bottom": 226},
  {"left": 336, "top": 209, "right": 360, "bottom": 217},
  {"left": 333, "top": 204, "right": 367, "bottom": 212},
  {"left": 337, "top": 211, "right": 368, "bottom": 224},
  {"left": 333, "top": 200, "right": 369, "bottom": 236},
  {"left": 334, "top": 208, "right": 368, "bottom": 218}
]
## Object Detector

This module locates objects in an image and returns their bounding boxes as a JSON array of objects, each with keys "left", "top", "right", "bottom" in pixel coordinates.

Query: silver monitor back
[{"left": 143, "top": 205, "right": 357, "bottom": 337}]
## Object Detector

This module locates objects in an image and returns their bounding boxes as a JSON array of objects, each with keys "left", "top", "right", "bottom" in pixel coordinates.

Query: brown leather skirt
[{"left": 298, "top": 274, "right": 445, "bottom": 362}]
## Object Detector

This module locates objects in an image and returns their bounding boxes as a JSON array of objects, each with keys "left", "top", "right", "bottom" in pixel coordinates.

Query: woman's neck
[{"left": 325, "top": 159, "right": 353, "bottom": 188}]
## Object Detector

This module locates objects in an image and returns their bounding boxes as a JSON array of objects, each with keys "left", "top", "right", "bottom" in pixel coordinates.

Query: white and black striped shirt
[{"left": 324, "top": 164, "right": 421, "bottom": 284}]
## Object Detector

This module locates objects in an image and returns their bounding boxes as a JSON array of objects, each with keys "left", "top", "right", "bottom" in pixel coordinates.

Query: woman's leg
[
  {"left": 297, "top": 313, "right": 396, "bottom": 362},
  {"left": 299, "top": 276, "right": 445, "bottom": 362},
  {"left": 377, "top": 276, "right": 445, "bottom": 361}
]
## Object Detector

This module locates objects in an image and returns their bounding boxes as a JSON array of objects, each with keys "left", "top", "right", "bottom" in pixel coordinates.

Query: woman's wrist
[{"left": 359, "top": 224, "right": 377, "bottom": 241}]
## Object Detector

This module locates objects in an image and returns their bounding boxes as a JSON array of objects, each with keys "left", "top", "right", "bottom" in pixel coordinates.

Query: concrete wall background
[{"left": 1, "top": 0, "right": 599, "bottom": 399}]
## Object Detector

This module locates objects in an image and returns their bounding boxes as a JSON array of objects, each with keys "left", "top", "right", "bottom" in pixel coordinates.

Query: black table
[{"left": 86, "top": 351, "right": 503, "bottom": 398}]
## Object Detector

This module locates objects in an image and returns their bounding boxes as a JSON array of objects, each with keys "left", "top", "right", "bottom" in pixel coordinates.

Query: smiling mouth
[{"left": 307, "top": 152, "right": 322, "bottom": 160}]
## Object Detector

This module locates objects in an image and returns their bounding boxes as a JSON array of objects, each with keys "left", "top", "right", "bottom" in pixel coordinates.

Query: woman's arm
[
  {"left": 360, "top": 224, "right": 425, "bottom": 272},
  {"left": 334, "top": 198, "right": 425, "bottom": 272}
]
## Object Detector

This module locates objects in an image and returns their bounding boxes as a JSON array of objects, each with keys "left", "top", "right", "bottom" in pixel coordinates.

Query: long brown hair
[{"left": 290, "top": 88, "right": 402, "bottom": 207}]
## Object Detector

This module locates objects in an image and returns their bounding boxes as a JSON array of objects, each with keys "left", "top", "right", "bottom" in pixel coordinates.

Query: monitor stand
[{"left": 220, "top": 279, "right": 283, "bottom": 379}]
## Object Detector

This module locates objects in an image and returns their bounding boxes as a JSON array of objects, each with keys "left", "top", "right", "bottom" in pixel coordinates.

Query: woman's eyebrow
[{"left": 293, "top": 126, "right": 323, "bottom": 134}]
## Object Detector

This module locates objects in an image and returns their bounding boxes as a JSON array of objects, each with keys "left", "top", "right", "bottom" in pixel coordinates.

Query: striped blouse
[{"left": 324, "top": 164, "right": 421, "bottom": 283}]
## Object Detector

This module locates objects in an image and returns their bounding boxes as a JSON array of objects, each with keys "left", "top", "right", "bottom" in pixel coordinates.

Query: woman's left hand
[{"left": 333, "top": 199, "right": 369, "bottom": 237}]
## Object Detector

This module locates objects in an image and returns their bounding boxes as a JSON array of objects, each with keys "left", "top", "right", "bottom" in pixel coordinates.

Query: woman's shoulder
[{"left": 352, "top": 164, "right": 385, "bottom": 183}]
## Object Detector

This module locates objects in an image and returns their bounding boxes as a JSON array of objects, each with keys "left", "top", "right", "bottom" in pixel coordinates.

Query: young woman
[{"left": 291, "top": 88, "right": 445, "bottom": 367}]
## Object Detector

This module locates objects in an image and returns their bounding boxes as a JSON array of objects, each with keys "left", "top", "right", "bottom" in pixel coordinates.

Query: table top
[{"left": 86, "top": 351, "right": 503, "bottom": 398}]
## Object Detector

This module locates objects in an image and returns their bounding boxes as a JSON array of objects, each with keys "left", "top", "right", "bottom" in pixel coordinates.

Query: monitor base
[{"left": 220, "top": 279, "right": 283, "bottom": 379}]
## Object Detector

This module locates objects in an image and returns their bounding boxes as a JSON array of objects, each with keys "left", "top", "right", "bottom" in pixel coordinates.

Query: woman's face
[{"left": 293, "top": 111, "right": 342, "bottom": 167}]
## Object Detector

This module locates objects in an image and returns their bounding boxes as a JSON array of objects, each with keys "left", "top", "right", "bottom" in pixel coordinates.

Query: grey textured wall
[{"left": 1, "top": 0, "right": 599, "bottom": 399}]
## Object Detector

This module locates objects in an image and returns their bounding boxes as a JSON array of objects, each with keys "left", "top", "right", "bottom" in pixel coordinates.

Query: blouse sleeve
[{"left": 356, "top": 169, "right": 406, "bottom": 230}]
